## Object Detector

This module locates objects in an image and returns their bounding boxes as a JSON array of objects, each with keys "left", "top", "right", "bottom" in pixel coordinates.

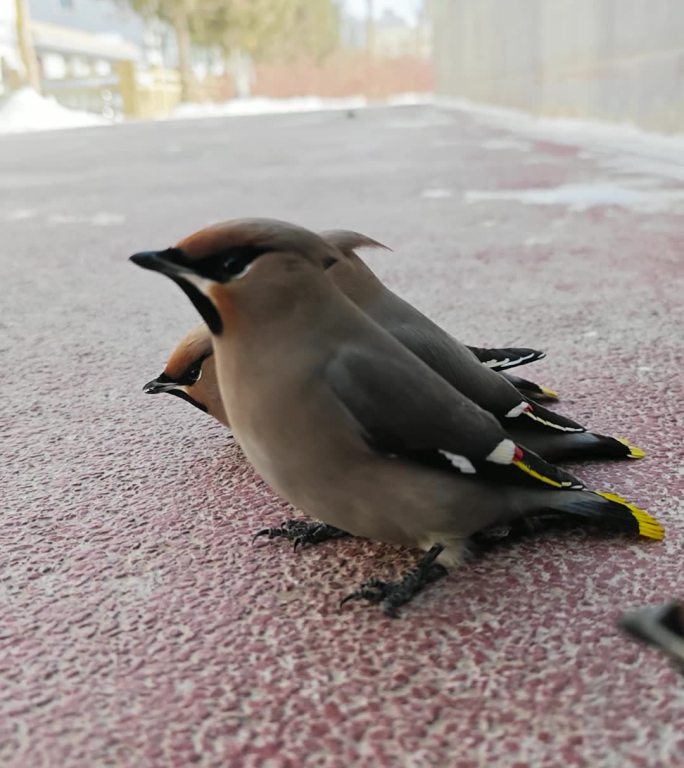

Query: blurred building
[
  {"left": 432, "top": 0, "right": 684, "bottom": 132},
  {"left": 0, "top": 0, "right": 188, "bottom": 115},
  {"left": 30, "top": 0, "right": 152, "bottom": 101},
  {"left": 374, "top": 9, "right": 430, "bottom": 58},
  {"left": 340, "top": 4, "right": 431, "bottom": 59}
]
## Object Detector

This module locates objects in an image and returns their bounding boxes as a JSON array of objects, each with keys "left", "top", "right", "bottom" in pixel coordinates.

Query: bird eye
[{"left": 188, "top": 365, "right": 201, "bottom": 382}]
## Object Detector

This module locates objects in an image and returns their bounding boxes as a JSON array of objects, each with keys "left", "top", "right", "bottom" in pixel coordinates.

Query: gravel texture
[{"left": 2, "top": 105, "right": 683, "bottom": 767}]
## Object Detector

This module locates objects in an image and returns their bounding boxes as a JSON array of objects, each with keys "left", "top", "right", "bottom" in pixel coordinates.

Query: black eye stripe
[
  {"left": 214, "top": 245, "right": 269, "bottom": 278},
  {"left": 176, "top": 352, "right": 212, "bottom": 385},
  {"left": 183, "top": 244, "right": 271, "bottom": 282}
]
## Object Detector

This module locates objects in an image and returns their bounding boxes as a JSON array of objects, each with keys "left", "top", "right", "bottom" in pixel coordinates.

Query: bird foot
[
  {"left": 253, "top": 519, "right": 350, "bottom": 551},
  {"left": 341, "top": 543, "right": 447, "bottom": 618}
]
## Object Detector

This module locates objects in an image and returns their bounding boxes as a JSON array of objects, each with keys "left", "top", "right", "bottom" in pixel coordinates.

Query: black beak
[
  {"left": 129, "top": 249, "right": 189, "bottom": 278},
  {"left": 129, "top": 248, "right": 223, "bottom": 335},
  {"left": 141, "top": 376, "right": 208, "bottom": 413},
  {"left": 143, "top": 377, "right": 179, "bottom": 394}
]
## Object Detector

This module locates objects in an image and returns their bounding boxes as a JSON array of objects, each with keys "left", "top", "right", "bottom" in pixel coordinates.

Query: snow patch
[
  {"left": 437, "top": 96, "right": 684, "bottom": 184},
  {"left": 465, "top": 182, "right": 684, "bottom": 212},
  {"left": 0, "top": 88, "right": 108, "bottom": 135},
  {"left": 421, "top": 188, "right": 453, "bottom": 199},
  {"left": 6, "top": 208, "right": 38, "bottom": 221},
  {"left": 385, "top": 92, "right": 433, "bottom": 107},
  {"left": 481, "top": 137, "right": 532, "bottom": 152},
  {"left": 47, "top": 212, "right": 125, "bottom": 226},
  {"left": 171, "top": 93, "right": 431, "bottom": 121},
  {"left": 171, "top": 95, "right": 369, "bottom": 120}
]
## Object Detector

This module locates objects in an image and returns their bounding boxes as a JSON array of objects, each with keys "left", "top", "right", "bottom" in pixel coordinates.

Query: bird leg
[
  {"left": 341, "top": 543, "right": 447, "bottom": 618},
  {"left": 253, "top": 519, "right": 350, "bottom": 551}
]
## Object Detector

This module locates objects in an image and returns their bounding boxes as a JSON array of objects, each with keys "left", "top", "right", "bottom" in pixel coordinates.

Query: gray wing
[
  {"left": 386, "top": 318, "right": 525, "bottom": 415},
  {"left": 326, "top": 344, "right": 585, "bottom": 489},
  {"left": 389, "top": 318, "right": 584, "bottom": 432},
  {"left": 326, "top": 344, "right": 509, "bottom": 466}
]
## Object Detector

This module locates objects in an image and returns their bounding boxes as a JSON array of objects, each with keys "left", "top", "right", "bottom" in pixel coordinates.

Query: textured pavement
[{"left": 2, "top": 105, "right": 683, "bottom": 767}]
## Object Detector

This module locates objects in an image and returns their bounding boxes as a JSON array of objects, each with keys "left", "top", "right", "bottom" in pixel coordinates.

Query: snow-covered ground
[
  {"left": 434, "top": 97, "right": 684, "bottom": 212},
  {"left": 171, "top": 95, "right": 369, "bottom": 120},
  {"left": 437, "top": 96, "right": 684, "bottom": 184},
  {"left": 2, "top": 85, "right": 683, "bottom": 202},
  {"left": 0, "top": 90, "right": 429, "bottom": 135},
  {"left": 465, "top": 183, "right": 684, "bottom": 213},
  {"left": 170, "top": 93, "right": 431, "bottom": 120},
  {"left": 0, "top": 88, "right": 109, "bottom": 134}
]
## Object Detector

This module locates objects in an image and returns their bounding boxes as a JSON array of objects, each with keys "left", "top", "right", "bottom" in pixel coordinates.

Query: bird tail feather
[{"left": 541, "top": 489, "right": 664, "bottom": 540}]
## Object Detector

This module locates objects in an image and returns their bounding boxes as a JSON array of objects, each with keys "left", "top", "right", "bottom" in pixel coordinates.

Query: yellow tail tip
[
  {"left": 615, "top": 436, "right": 646, "bottom": 459},
  {"left": 596, "top": 491, "right": 665, "bottom": 540},
  {"left": 540, "top": 386, "right": 559, "bottom": 400}
]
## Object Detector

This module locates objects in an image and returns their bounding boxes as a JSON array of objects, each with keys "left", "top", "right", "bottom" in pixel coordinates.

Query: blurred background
[
  {"left": 1, "top": 0, "right": 682, "bottom": 131},
  {"left": 0, "top": 0, "right": 431, "bottom": 122}
]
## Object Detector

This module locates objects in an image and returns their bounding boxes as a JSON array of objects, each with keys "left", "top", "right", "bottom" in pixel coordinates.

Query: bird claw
[
  {"left": 252, "top": 519, "right": 349, "bottom": 550},
  {"left": 252, "top": 526, "right": 281, "bottom": 544},
  {"left": 340, "top": 578, "right": 390, "bottom": 608},
  {"left": 340, "top": 544, "right": 447, "bottom": 618}
]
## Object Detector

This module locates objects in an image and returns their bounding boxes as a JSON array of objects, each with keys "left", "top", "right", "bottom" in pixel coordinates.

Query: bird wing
[
  {"left": 326, "top": 344, "right": 583, "bottom": 489},
  {"left": 392, "top": 322, "right": 584, "bottom": 433}
]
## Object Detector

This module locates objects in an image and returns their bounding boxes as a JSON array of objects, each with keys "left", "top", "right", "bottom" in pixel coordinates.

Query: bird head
[
  {"left": 142, "top": 323, "right": 228, "bottom": 425},
  {"left": 129, "top": 218, "right": 340, "bottom": 335}
]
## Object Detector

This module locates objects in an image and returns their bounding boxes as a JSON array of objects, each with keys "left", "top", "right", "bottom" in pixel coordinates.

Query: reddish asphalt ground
[{"left": 2, "top": 105, "right": 683, "bottom": 767}]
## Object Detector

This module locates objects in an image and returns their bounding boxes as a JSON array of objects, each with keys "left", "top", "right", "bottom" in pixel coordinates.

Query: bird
[
  {"left": 130, "top": 218, "right": 663, "bottom": 616},
  {"left": 143, "top": 322, "right": 229, "bottom": 426},
  {"left": 143, "top": 228, "right": 640, "bottom": 463}
]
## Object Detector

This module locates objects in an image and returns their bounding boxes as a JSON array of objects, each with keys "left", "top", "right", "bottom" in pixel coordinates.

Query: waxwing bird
[
  {"left": 130, "top": 218, "right": 663, "bottom": 617},
  {"left": 319, "top": 229, "right": 643, "bottom": 463},
  {"left": 143, "top": 323, "right": 229, "bottom": 425}
]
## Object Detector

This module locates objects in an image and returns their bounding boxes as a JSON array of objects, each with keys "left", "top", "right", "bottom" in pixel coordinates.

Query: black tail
[
  {"left": 468, "top": 345, "right": 546, "bottom": 371},
  {"left": 556, "top": 432, "right": 645, "bottom": 461},
  {"left": 510, "top": 430, "right": 646, "bottom": 463},
  {"left": 475, "top": 488, "right": 664, "bottom": 552},
  {"left": 539, "top": 489, "right": 664, "bottom": 539}
]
